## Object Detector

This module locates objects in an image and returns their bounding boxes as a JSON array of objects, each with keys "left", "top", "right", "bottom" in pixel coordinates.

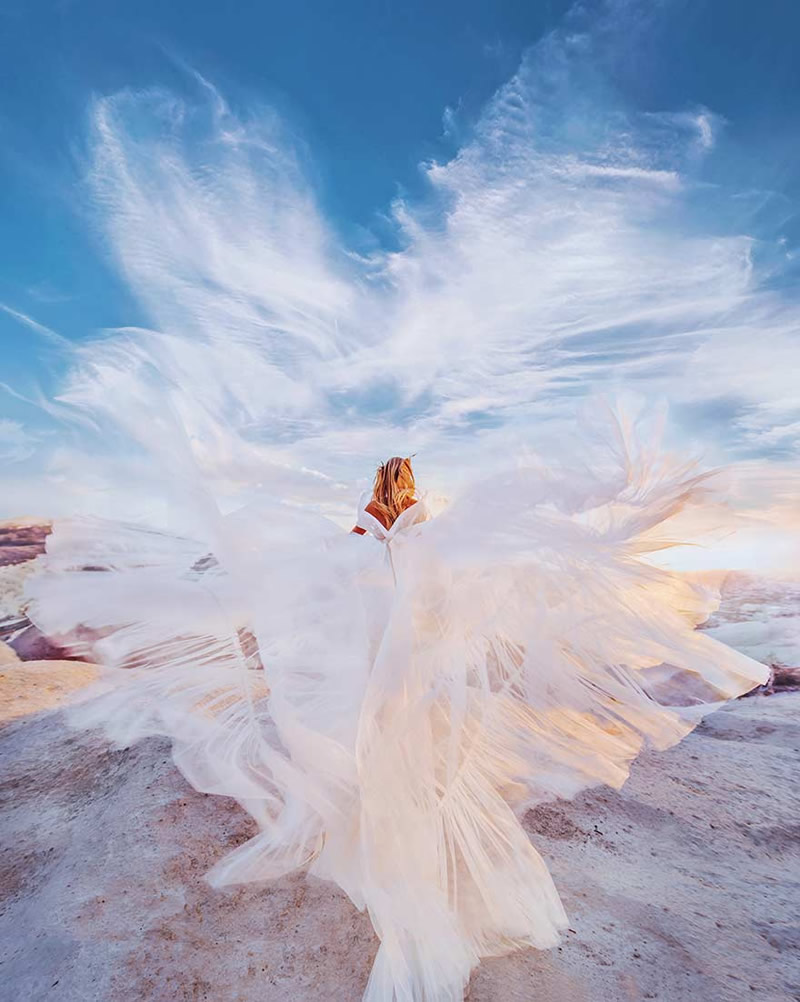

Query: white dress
[{"left": 25, "top": 432, "right": 769, "bottom": 1002}]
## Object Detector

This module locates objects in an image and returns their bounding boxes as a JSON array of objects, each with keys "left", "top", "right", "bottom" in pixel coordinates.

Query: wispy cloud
[
  {"left": 4, "top": 2, "right": 799, "bottom": 567},
  {"left": 0, "top": 303, "right": 71, "bottom": 348}
]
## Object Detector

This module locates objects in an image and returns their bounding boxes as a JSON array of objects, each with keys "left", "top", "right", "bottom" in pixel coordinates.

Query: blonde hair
[{"left": 370, "top": 456, "right": 416, "bottom": 527}]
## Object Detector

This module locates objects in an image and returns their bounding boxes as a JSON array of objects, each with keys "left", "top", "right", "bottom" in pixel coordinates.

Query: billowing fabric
[{"left": 25, "top": 418, "right": 768, "bottom": 1002}]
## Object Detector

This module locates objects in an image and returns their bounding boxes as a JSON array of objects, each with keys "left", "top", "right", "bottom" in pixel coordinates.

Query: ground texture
[{"left": 1, "top": 693, "right": 798, "bottom": 1002}]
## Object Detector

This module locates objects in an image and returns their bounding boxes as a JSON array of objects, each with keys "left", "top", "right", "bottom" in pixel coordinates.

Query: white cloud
[
  {"left": 0, "top": 303, "right": 70, "bottom": 348},
  {"left": 695, "top": 111, "right": 715, "bottom": 150},
  {"left": 3, "top": 6, "right": 799, "bottom": 569}
]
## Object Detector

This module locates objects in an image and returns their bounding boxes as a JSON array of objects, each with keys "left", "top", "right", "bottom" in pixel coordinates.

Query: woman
[
  {"left": 25, "top": 430, "right": 768, "bottom": 1002},
  {"left": 350, "top": 455, "right": 418, "bottom": 535}
]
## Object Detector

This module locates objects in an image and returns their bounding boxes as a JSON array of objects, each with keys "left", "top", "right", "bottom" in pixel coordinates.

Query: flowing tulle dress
[{"left": 24, "top": 417, "right": 769, "bottom": 1002}]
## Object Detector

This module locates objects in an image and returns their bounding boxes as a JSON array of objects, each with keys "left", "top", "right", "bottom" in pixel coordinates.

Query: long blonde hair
[{"left": 370, "top": 456, "right": 416, "bottom": 527}]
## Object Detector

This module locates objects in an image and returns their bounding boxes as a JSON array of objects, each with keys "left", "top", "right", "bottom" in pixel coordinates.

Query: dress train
[{"left": 24, "top": 411, "right": 768, "bottom": 1001}]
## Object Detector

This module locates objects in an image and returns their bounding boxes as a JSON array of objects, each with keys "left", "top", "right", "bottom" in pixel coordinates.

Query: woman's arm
[{"left": 352, "top": 499, "right": 383, "bottom": 535}]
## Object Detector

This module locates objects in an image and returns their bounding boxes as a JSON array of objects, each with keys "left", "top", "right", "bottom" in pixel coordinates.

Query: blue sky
[
  {"left": 1, "top": 0, "right": 799, "bottom": 537},
  {"left": 2, "top": 0, "right": 798, "bottom": 348},
  {"left": 3, "top": 2, "right": 572, "bottom": 339}
]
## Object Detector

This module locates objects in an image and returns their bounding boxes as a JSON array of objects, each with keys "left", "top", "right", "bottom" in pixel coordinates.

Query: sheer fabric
[{"left": 25, "top": 419, "right": 768, "bottom": 1002}]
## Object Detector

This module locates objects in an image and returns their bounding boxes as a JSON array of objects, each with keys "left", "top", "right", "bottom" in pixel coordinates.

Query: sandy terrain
[
  {"left": 0, "top": 650, "right": 100, "bottom": 723},
  {"left": 1, "top": 693, "right": 798, "bottom": 1002}
]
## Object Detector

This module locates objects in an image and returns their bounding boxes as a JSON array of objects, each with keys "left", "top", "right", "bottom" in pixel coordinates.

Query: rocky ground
[
  {"left": 0, "top": 694, "right": 798, "bottom": 1002},
  {"left": 1, "top": 521, "right": 798, "bottom": 1001},
  {"left": 0, "top": 521, "right": 78, "bottom": 663}
]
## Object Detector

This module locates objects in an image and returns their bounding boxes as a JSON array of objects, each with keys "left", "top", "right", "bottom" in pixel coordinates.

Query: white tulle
[{"left": 25, "top": 411, "right": 768, "bottom": 1002}]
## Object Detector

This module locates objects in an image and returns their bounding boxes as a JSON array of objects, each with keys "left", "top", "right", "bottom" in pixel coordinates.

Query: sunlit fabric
[{"left": 25, "top": 410, "right": 768, "bottom": 1002}]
